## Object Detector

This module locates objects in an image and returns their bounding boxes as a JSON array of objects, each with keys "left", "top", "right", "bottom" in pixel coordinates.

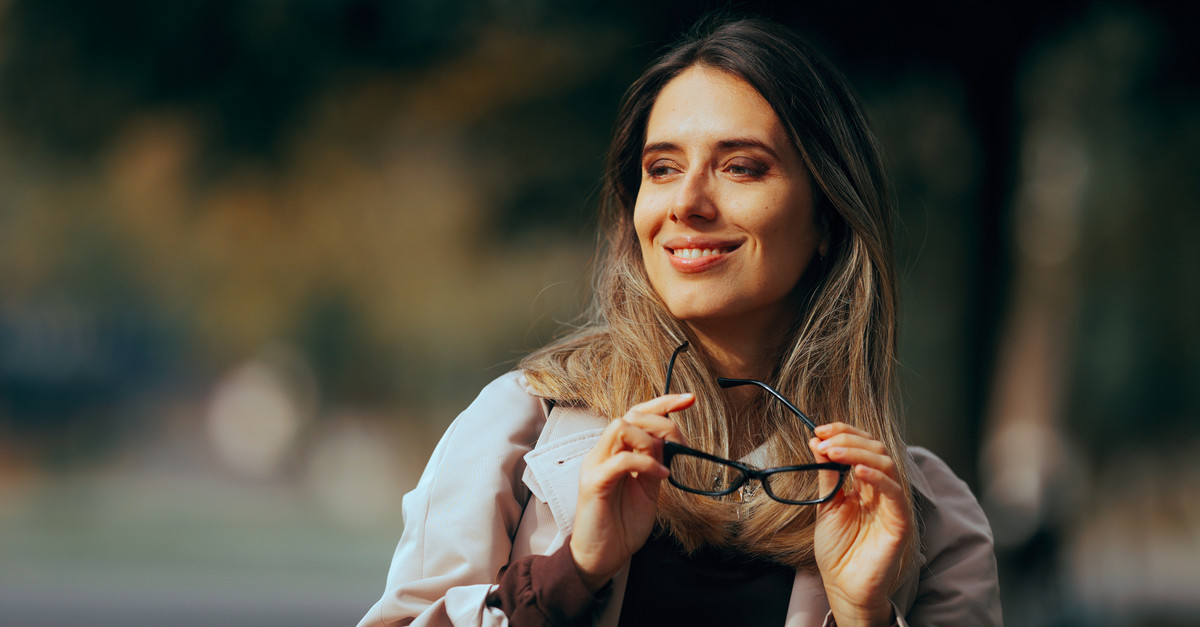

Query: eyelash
[
  {"left": 643, "top": 160, "right": 767, "bottom": 179},
  {"left": 727, "top": 162, "right": 767, "bottom": 177}
]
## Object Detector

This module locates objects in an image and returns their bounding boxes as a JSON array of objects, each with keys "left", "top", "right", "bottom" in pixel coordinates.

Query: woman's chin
[
  {"left": 667, "top": 300, "right": 800, "bottom": 342},
  {"left": 668, "top": 307, "right": 750, "bottom": 332}
]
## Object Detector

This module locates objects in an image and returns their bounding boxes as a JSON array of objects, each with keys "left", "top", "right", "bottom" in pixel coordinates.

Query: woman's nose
[{"left": 668, "top": 171, "right": 718, "bottom": 223}]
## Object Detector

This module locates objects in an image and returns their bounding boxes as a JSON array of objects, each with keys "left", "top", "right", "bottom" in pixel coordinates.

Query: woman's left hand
[{"left": 809, "top": 422, "right": 913, "bottom": 627}]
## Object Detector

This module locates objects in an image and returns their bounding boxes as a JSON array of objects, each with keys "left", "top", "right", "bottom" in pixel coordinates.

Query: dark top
[
  {"left": 618, "top": 530, "right": 793, "bottom": 626},
  {"left": 486, "top": 531, "right": 793, "bottom": 626}
]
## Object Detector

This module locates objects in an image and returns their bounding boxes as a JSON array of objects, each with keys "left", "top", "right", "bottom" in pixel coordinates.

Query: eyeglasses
[{"left": 660, "top": 342, "right": 849, "bottom": 505}]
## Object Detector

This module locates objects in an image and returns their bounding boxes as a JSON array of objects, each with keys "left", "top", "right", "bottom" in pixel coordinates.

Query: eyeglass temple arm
[
  {"left": 715, "top": 378, "right": 819, "bottom": 432},
  {"left": 663, "top": 341, "right": 689, "bottom": 396},
  {"left": 666, "top": 343, "right": 820, "bottom": 433}
]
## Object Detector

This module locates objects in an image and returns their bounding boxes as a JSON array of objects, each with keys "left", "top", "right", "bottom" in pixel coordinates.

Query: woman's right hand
[{"left": 569, "top": 393, "right": 693, "bottom": 591}]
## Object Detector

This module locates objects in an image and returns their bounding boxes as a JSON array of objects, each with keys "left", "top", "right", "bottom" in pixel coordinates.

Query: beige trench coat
[{"left": 359, "top": 372, "right": 1002, "bottom": 626}]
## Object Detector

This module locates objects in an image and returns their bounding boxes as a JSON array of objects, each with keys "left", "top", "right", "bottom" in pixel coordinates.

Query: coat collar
[{"left": 520, "top": 401, "right": 607, "bottom": 536}]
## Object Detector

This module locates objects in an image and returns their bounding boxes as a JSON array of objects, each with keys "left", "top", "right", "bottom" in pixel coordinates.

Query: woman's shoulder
[
  {"left": 903, "top": 446, "right": 983, "bottom": 517},
  {"left": 898, "top": 446, "right": 1002, "bottom": 624},
  {"left": 439, "top": 369, "right": 607, "bottom": 457},
  {"left": 451, "top": 370, "right": 555, "bottom": 419},
  {"left": 461, "top": 369, "right": 551, "bottom": 421},
  {"left": 471, "top": 369, "right": 545, "bottom": 407},
  {"left": 424, "top": 371, "right": 549, "bottom": 465}
]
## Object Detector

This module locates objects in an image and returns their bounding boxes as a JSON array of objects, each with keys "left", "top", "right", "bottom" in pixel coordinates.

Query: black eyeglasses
[{"left": 659, "top": 342, "right": 848, "bottom": 505}]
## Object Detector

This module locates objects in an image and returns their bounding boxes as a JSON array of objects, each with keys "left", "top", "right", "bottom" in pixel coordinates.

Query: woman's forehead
[{"left": 645, "top": 67, "right": 784, "bottom": 144}]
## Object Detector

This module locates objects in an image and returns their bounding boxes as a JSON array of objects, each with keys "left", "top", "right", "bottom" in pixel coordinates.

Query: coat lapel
[{"left": 521, "top": 404, "right": 607, "bottom": 537}]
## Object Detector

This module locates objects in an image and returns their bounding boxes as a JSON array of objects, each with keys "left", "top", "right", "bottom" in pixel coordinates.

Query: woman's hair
[{"left": 521, "top": 17, "right": 913, "bottom": 570}]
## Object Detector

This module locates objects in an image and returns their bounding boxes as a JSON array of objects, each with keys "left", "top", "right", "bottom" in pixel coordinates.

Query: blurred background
[{"left": 1, "top": 1, "right": 1197, "bottom": 625}]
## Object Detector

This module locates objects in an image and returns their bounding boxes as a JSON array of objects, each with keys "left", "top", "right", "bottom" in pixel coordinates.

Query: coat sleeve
[
  {"left": 358, "top": 372, "right": 548, "bottom": 627},
  {"left": 898, "top": 447, "right": 1003, "bottom": 627}
]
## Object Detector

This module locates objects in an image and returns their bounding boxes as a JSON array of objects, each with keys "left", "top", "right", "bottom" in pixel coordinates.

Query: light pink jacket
[{"left": 360, "top": 372, "right": 1002, "bottom": 627}]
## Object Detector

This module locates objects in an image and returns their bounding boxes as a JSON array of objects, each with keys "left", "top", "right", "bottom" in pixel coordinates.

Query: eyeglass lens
[{"left": 667, "top": 451, "right": 838, "bottom": 504}]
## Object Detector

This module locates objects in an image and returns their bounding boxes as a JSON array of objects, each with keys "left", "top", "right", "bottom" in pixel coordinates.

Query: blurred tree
[
  {"left": 0, "top": 0, "right": 1196, "bottom": 479},
  {"left": 0, "top": 0, "right": 481, "bottom": 159}
]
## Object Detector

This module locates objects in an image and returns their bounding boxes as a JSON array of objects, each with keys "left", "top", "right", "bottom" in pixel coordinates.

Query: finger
[
  {"left": 813, "top": 421, "right": 872, "bottom": 440},
  {"left": 851, "top": 464, "right": 911, "bottom": 523},
  {"left": 814, "top": 433, "right": 887, "bottom": 456},
  {"left": 809, "top": 437, "right": 842, "bottom": 498},
  {"left": 852, "top": 464, "right": 906, "bottom": 500},
  {"left": 818, "top": 446, "right": 899, "bottom": 481},
  {"left": 607, "top": 420, "right": 663, "bottom": 457},
  {"left": 628, "top": 393, "right": 695, "bottom": 417},
  {"left": 809, "top": 437, "right": 830, "bottom": 463},
  {"left": 591, "top": 420, "right": 658, "bottom": 467},
  {"left": 621, "top": 413, "right": 687, "bottom": 445},
  {"left": 584, "top": 451, "right": 670, "bottom": 492}
]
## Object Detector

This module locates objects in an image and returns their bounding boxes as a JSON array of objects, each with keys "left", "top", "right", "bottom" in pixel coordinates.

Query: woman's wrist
[
  {"left": 825, "top": 591, "right": 895, "bottom": 627},
  {"left": 830, "top": 586, "right": 897, "bottom": 624},
  {"left": 568, "top": 535, "right": 615, "bottom": 593}
]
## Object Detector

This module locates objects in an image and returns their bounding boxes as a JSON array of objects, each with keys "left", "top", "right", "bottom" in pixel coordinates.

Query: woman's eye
[
  {"left": 646, "top": 160, "right": 679, "bottom": 178},
  {"left": 727, "top": 160, "right": 767, "bottom": 177}
]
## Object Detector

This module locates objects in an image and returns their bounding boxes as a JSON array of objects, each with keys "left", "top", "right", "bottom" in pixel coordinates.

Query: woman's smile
[{"left": 663, "top": 237, "right": 742, "bottom": 272}]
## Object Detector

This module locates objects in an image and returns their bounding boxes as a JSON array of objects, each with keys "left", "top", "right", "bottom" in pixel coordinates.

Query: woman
[{"left": 361, "top": 18, "right": 1001, "bottom": 627}]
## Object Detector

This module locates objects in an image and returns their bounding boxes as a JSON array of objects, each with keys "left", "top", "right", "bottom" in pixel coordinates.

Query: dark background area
[{"left": 1, "top": 1, "right": 1197, "bottom": 625}]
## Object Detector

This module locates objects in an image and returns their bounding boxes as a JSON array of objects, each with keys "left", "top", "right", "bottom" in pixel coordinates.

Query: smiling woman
[{"left": 360, "top": 17, "right": 1001, "bottom": 627}]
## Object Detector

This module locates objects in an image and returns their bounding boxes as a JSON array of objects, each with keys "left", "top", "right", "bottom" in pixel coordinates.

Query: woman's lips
[{"left": 665, "top": 244, "right": 738, "bottom": 273}]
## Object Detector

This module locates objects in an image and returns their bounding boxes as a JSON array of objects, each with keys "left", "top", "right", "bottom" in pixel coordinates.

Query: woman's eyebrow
[
  {"left": 716, "top": 138, "right": 779, "bottom": 159},
  {"left": 641, "top": 141, "right": 679, "bottom": 158},
  {"left": 641, "top": 138, "right": 780, "bottom": 160}
]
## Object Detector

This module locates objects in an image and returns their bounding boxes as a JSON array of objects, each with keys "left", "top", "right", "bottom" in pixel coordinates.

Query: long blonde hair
[{"left": 521, "top": 18, "right": 913, "bottom": 570}]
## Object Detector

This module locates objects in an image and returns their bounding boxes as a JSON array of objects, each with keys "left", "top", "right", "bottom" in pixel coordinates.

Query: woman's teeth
[{"left": 673, "top": 248, "right": 723, "bottom": 259}]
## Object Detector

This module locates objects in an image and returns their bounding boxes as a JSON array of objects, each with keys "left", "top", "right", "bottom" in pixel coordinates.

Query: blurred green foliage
[{"left": 0, "top": 0, "right": 1196, "bottom": 469}]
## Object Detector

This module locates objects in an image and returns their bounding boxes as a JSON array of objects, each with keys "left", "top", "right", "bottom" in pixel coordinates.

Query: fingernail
[
  {"left": 815, "top": 424, "right": 830, "bottom": 435},
  {"left": 816, "top": 440, "right": 829, "bottom": 451}
]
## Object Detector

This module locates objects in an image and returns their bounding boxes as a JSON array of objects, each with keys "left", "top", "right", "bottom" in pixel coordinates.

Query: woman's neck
[{"left": 685, "top": 316, "right": 789, "bottom": 381}]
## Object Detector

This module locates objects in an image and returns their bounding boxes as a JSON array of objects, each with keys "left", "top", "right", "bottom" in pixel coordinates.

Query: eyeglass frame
[{"left": 659, "top": 341, "right": 849, "bottom": 506}]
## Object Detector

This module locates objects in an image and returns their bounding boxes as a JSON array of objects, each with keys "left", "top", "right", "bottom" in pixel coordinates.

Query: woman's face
[{"left": 634, "top": 65, "right": 826, "bottom": 335}]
